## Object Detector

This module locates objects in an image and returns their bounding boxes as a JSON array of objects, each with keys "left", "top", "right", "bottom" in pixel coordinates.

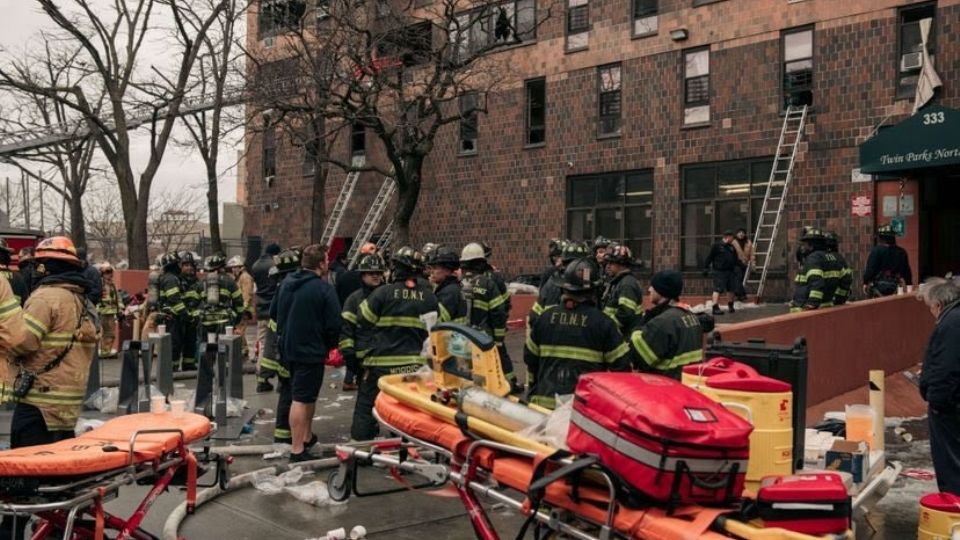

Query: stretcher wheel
[{"left": 327, "top": 468, "right": 351, "bottom": 502}]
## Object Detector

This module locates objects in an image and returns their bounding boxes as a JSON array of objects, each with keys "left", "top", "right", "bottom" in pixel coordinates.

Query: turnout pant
[
  {"left": 351, "top": 364, "right": 421, "bottom": 440},
  {"left": 256, "top": 320, "right": 278, "bottom": 383},
  {"left": 181, "top": 318, "right": 198, "bottom": 369},
  {"left": 929, "top": 405, "right": 960, "bottom": 495},
  {"left": 274, "top": 374, "right": 292, "bottom": 443},
  {"left": 99, "top": 314, "right": 117, "bottom": 355}
]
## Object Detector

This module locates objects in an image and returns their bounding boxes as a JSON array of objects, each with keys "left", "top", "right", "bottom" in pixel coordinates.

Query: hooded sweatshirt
[{"left": 275, "top": 268, "right": 341, "bottom": 364}]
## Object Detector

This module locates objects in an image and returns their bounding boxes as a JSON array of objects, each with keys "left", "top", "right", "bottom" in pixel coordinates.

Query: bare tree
[
  {"left": 0, "top": 0, "right": 228, "bottom": 268},
  {"left": 84, "top": 185, "right": 126, "bottom": 262},
  {"left": 148, "top": 190, "right": 207, "bottom": 254},
  {"left": 176, "top": 0, "right": 250, "bottom": 254},
  {"left": 250, "top": 0, "right": 553, "bottom": 245},
  {"left": 0, "top": 36, "right": 103, "bottom": 249}
]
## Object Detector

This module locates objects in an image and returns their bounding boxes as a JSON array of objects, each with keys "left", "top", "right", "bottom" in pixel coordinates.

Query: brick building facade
[{"left": 244, "top": 0, "right": 960, "bottom": 298}]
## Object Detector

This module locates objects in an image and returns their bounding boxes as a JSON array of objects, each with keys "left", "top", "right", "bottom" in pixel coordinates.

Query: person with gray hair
[{"left": 918, "top": 277, "right": 960, "bottom": 495}]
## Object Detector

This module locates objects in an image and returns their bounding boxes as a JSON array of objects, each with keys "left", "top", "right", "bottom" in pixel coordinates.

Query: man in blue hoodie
[{"left": 274, "top": 244, "right": 342, "bottom": 462}]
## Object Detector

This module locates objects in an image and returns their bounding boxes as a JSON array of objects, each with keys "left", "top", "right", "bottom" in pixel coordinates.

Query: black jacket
[
  {"left": 251, "top": 254, "right": 278, "bottom": 319},
  {"left": 704, "top": 242, "right": 738, "bottom": 272},
  {"left": 529, "top": 272, "right": 564, "bottom": 329},
  {"left": 920, "top": 300, "right": 960, "bottom": 411},
  {"left": 335, "top": 270, "right": 364, "bottom": 306},
  {"left": 524, "top": 300, "right": 632, "bottom": 409},
  {"left": 863, "top": 243, "right": 912, "bottom": 286},
  {"left": 274, "top": 269, "right": 341, "bottom": 364},
  {"left": 339, "top": 284, "right": 378, "bottom": 372},
  {"left": 791, "top": 250, "right": 840, "bottom": 310},
  {"left": 601, "top": 271, "right": 643, "bottom": 332},
  {"left": 81, "top": 264, "right": 102, "bottom": 306},
  {"left": 358, "top": 276, "right": 439, "bottom": 368},
  {"left": 434, "top": 276, "right": 468, "bottom": 324},
  {"left": 629, "top": 303, "right": 704, "bottom": 377},
  {"left": 462, "top": 271, "right": 506, "bottom": 339}
]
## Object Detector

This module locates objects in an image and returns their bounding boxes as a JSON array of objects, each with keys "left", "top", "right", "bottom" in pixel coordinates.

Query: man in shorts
[
  {"left": 273, "top": 244, "right": 342, "bottom": 462},
  {"left": 703, "top": 230, "right": 739, "bottom": 315}
]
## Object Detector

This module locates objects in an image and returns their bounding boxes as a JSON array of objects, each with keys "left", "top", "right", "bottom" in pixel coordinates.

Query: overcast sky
[{"left": 0, "top": 1, "right": 244, "bottom": 224}]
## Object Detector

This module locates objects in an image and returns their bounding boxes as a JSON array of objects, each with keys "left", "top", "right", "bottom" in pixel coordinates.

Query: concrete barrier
[{"left": 714, "top": 294, "right": 933, "bottom": 405}]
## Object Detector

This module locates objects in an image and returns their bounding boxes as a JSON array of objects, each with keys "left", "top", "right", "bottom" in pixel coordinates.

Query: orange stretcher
[
  {"left": 0, "top": 412, "right": 226, "bottom": 540},
  {"left": 329, "top": 393, "right": 851, "bottom": 540}
]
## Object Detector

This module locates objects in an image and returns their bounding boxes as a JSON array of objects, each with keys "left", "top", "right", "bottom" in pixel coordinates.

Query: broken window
[
  {"left": 259, "top": 0, "right": 307, "bottom": 38},
  {"left": 459, "top": 93, "right": 478, "bottom": 155}
]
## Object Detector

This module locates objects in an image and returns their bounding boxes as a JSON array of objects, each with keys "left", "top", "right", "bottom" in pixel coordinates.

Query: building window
[
  {"left": 566, "top": 0, "right": 589, "bottom": 51},
  {"left": 632, "top": 0, "right": 657, "bottom": 37},
  {"left": 255, "top": 58, "right": 299, "bottom": 100},
  {"left": 459, "top": 93, "right": 478, "bottom": 155},
  {"left": 680, "top": 158, "right": 788, "bottom": 271},
  {"left": 782, "top": 27, "right": 813, "bottom": 109},
  {"left": 263, "top": 129, "right": 276, "bottom": 181},
  {"left": 683, "top": 48, "right": 710, "bottom": 125},
  {"left": 525, "top": 78, "right": 546, "bottom": 146},
  {"left": 351, "top": 123, "right": 366, "bottom": 156},
  {"left": 897, "top": 3, "right": 936, "bottom": 99},
  {"left": 598, "top": 64, "right": 621, "bottom": 137},
  {"left": 567, "top": 171, "right": 654, "bottom": 270},
  {"left": 450, "top": 0, "right": 536, "bottom": 62},
  {"left": 259, "top": 0, "right": 307, "bottom": 39}
]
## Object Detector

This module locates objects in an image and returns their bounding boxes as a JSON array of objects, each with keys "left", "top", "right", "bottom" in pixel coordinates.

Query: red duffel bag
[{"left": 567, "top": 372, "right": 753, "bottom": 506}]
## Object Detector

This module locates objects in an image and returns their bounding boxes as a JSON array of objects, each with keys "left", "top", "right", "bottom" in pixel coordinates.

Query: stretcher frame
[
  {"left": 0, "top": 428, "right": 229, "bottom": 540},
  {"left": 331, "top": 410, "right": 620, "bottom": 540}
]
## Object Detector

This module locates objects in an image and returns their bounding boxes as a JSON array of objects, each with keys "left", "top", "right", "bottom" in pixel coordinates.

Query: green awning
[{"left": 859, "top": 105, "right": 960, "bottom": 174}]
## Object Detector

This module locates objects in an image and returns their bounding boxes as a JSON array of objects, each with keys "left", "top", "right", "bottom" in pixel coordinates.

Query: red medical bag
[
  {"left": 756, "top": 473, "right": 851, "bottom": 535},
  {"left": 567, "top": 373, "right": 753, "bottom": 506}
]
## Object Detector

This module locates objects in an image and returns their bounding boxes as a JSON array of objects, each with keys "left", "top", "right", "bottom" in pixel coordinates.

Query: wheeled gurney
[{"left": 0, "top": 412, "right": 225, "bottom": 540}]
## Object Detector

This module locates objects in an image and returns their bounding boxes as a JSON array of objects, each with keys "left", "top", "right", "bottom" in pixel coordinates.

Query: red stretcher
[
  {"left": 328, "top": 394, "right": 851, "bottom": 540},
  {"left": 0, "top": 412, "right": 225, "bottom": 540}
]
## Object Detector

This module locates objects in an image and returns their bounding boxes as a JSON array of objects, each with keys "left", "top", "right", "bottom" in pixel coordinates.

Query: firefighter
[
  {"left": 480, "top": 242, "right": 516, "bottom": 387},
  {"left": 0, "top": 238, "right": 28, "bottom": 305},
  {"left": 227, "top": 255, "right": 255, "bottom": 360},
  {"left": 143, "top": 252, "right": 186, "bottom": 365},
  {"left": 629, "top": 270, "right": 703, "bottom": 379},
  {"left": 252, "top": 244, "right": 282, "bottom": 392},
  {"left": 196, "top": 254, "right": 242, "bottom": 341},
  {"left": 3, "top": 236, "right": 99, "bottom": 441},
  {"left": 538, "top": 239, "right": 565, "bottom": 291},
  {"left": 825, "top": 231, "right": 853, "bottom": 306},
  {"left": 790, "top": 228, "right": 839, "bottom": 312},
  {"left": 0, "top": 272, "right": 26, "bottom": 353},
  {"left": 529, "top": 241, "right": 588, "bottom": 329},
  {"left": 421, "top": 243, "right": 439, "bottom": 278},
  {"left": 351, "top": 246, "right": 438, "bottom": 441},
  {"left": 339, "top": 254, "right": 386, "bottom": 392},
  {"left": 863, "top": 224, "right": 912, "bottom": 297},
  {"left": 267, "top": 249, "right": 301, "bottom": 443},
  {"left": 96, "top": 263, "right": 124, "bottom": 358},
  {"left": 590, "top": 236, "right": 611, "bottom": 269},
  {"left": 524, "top": 258, "right": 631, "bottom": 409},
  {"left": 461, "top": 242, "right": 516, "bottom": 385},
  {"left": 601, "top": 244, "right": 643, "bottom": 332},
  {"left": 17, "top": 247, "right": 38, "bottom": 297},
  {"left": 178, "top": 252, "right": 201, "bottom": 371},
  {"left": 427, "top": 246, "right": 467, "bottom": 324}
]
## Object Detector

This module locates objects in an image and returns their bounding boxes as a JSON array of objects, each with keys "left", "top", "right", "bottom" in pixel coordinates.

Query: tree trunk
[
  {"left": 207, "top": 162, "right": 222, "bottom": 254},
  {"left": 69, "top": 194, "right": 86, "bottom": 252},
  {"left": 127, "top": 201, "right": 150, "bottom": 269},
  {"left": 394, "top": 157, "right": 423, "bottom": 248},
  {"left": 310, "top": 163, "right": 328, "bottom": 244}
]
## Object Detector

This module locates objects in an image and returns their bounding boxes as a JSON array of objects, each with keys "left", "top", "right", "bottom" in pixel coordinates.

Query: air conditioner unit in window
[
  {"left": 901, "top": 51, "right": 923, "bottom": 71},
  {"left": 263, "top": 36, "right": 275, "bottom": 48},
  {"left": 265, "top": 175, "right": 275, "bottom": 187}
]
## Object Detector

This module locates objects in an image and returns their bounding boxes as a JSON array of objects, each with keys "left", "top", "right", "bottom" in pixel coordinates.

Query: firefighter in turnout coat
[
  {"left": 524, "top": 258, "right": 632, "bottom": 409},
  {"left": 339, "top": 254, "right": 386, "bottom": 392},
  {"left": 601, "top": 244, "right": 643, "bottom": 332},
  {"left": 629, "top": 270, "right": 704, "bottom": 379}
]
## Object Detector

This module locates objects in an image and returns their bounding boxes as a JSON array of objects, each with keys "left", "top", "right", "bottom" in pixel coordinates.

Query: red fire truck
[{"left": 0, "top": 226, "right": 45, "bottom": 263}]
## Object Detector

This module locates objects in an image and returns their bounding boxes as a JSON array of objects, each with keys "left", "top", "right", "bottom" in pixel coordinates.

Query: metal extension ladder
[
  {"left": 375, "top": 221, "right": 394, "bottom": 252},
  {"left": 320, "top": 168, "right": 362, "bottom": 248},
  {"left": 347, "top": 177, "right": 396, "bottom": 266},
  {"left": 745, "top": 104, "right": 808, "bottom": 300}
]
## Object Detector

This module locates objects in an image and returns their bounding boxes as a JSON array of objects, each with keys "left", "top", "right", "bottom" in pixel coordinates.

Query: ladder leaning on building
[{"left": 745, "top": 104, "right": 808, "bottom": 301}]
